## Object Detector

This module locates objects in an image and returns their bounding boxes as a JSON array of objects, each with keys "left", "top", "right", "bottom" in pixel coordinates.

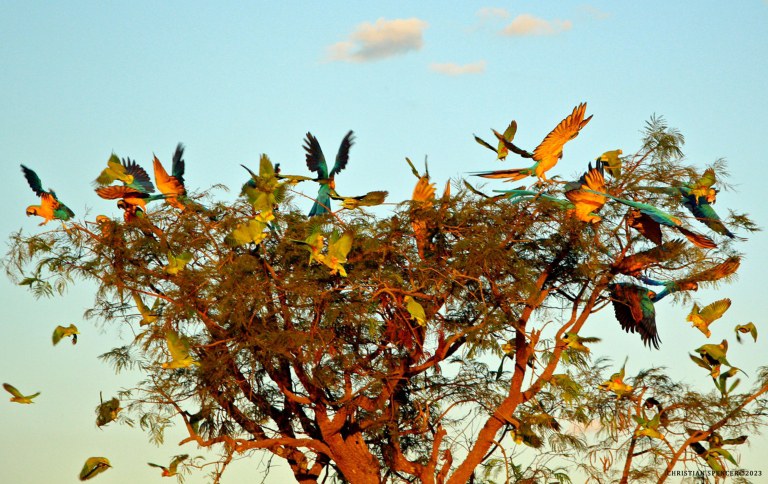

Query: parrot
[
  {"left": 52, "top": 324, "right": 79, "bottom": 345},
  {"left": 132, "top": 291, "right": 160, "bottom": 326},
  {"left": 473, "top": 103, "right": 592, "bottom": 182},
  {"left": 322, "top": 229, "right": 354, "bottom": 277},
  {"left": 95, "top": 154, "right": 155, "bottom": 192},
  {"left": 304, "top": 130, "right": 354, "bottom": 216},
  {"left": 153, "top": 143, "right": 187, "bottom": 210},
  {"left": 561, "top": 162, "right": 608, "bottom": 223},
  {"left": 735, "top": 322, "right": 757, "bottom": 343},
  {"left": 644, "top": 256, "right": 740, "bottom": 302},
  {"left": 291, "top": 226, "right": 325, "bottom": 265},
  {"left": 148, "top": 454, "right": 189, "bottom": 477},
  {"left": 687, "top": 298, "right": 731, "bottom": 337},
  {"left": 608, "top": 283, "right": 660, "bottom": 349},
  {"left": 473, "top": 120, "right": 518, "bottom": 160},
  {"left": 562, "top": 332, "right": 601, "bottom": 353},
  {"left": 164, "top": 251, "right": 193, "bottom": 275},
  {"left": 599, "top": 359, "right": 633, "bottom": 397},
  {"left": 161, "top": 330, "right": 200, "bottom": 369},
  {"left": 404, "top": 295, "right": 427, "bottom": 327},
  {"left": 329, "top": 189, "right": 388, "bottom": 209},
  {"left": 634, "top": 411, "right": 664, "bottom": 440},
  {"left": 95, "top": 395, "right": 121, "bottom": 428},
  {"left": 21, "top": 164, "right": 75, "bottom": 225},
  {"left": 3, "top": 383, "right": 40, "bottom": 404},
  {"left": 610, "top": 239, "right": 687, "bottom": 278},
  {"left": 79, "top": 457, "right": 111, "bottom": 481},
  {"left": 598, "top": 149, "right": 623, "bottom": 178},
  {"left": 226, "top": 218, "right": 269, "bottom": 247}
]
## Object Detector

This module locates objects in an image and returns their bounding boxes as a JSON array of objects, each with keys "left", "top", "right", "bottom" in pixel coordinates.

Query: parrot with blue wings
[
  {"left": 304, "top": 130, "right": 354, "bottom": 216},
  {"left": 153, "top": 143, "right": 187, "bottom": 210},
  {"left": 608, "top": 283, "right": 660, "bottom": 349},
  {"left": 21, "top": 165, "right": 75, "bottom": 225},
  {"left": 642, "top": 256, "right": 740, "bottom": 302}
]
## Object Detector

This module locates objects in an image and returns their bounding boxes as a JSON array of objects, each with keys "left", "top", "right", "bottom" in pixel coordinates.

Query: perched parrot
[
  {"left": 329, "top": 189, "right": 388, "bottom": 209},
  {"left": 608, "top": 283, "right": 660, "bottom": 349},
  {"left": 95, "top": 395, "right": 121, "bottom": 428},
  {"left": 52, "top": 324, "right": 79, "bottom": 345},
  {"left": 644, "top": 256, "right": 740, "bottom": 302},
  {"left": 610, "top": 240, "right": 687, "bottom": 278},
  {"left": 687, "top": 298, "right": 731, "bottom": 337},
  {"left": 148, "top": 454, "right": 189, "bottom": 477},
  {"left": 3, "top": 383, "right": 40, "bottom": 404},
  {"left": 473, "top": 120, "right": 518, "bottom": 160},
  {"left": 598, "top": 149, "right": 623, "bottom": 178},
  {"left": 634, "top": 411, "right": 664, "bottom": 440},
  {"left": 183, "top": 408, "right": 206, "bottom": 434},
  {"left": 164, "top": 251, "right": 193, "bottom": 275},
  {"left": 153, "top": 143, "right": 187, "bottom": 210},
  {"left": 473, "top": 103, "right": 592, "bottom": 182},
  {"left": 226, "top": 218, "right": 269, "bottom": 247},
  {"left": 735, "top": 322, "right": 757, "bottom": 343},
  {"left": 78, "top": 457, "right": 111, "bottom": 481},
  {"left": 562, "top": 332, "right": 601, "bottom": 353},
  {"left": 687, "top": 429, "right": 747, "bottom": 472},
  {"left": 404, "top": 295, "right": 427, "bottom": 327},
  {"left": 304, "top": 130, "right": 354, "bottom": 216},
  {"left": 161, "top": 330, "right": 200, "bottom": 369},
  {"left": 322, "top": 229, "right": 354, "bottom": 277},
  {"left": 132, "top": 291, "right": 160, "bottom": 326},
  {"left": 291, "top": 226, "right": 325, "bottom": 265},
  {"left": 599, "top": 360, "right": 633, "bottom": 397},
  {"left": 21, "top": 165, "right": 75, "bottom": 225}
]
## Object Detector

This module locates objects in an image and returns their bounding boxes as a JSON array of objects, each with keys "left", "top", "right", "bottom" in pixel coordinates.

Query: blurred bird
[
  {"left": 132, "top": 292, "right": 160, "bottom": 326},
  {"left": 291, "top": 226, "right": 325, "bottom": 265},
  {"left": 79, "top": 457, "right": 111, "bottom": 481},
  {"left": 473, "top": 120, "right": 518, "bottom": 160},
  {"left": 692, "top": 339, "right": 743, "bottom": 378},
  {"left": 95, "top": 395, "right": 121, "bottom": 428},
  {"left": 608, "top": 283, "right": 660, "bottom": 349},
  {"left": 407, "top": 157, "right": 437, "bottom": 259},
  {"left": 52, "top": 324, "right": 79, "bottom": 345},
  {"left": 562, "top": 332, "right": 601, "bottom": 353},
  {"left": 610, "top": 240, "right": 687, "bottom": 278},
  {"left": 240, "top": 155, "right": 284, "bottom": 220},
  {"left": 322, "top": 229, "right": 354, "bottom": 277},
  {"left": 598, "top": 149, "right": 623, "bottom": 178},
  {"left": 148, "top": 454, "right": 189, "bottom": 477},
  {"left": 599, "top": 359, "right": 633, "bottom": 397},
  {"left": 562, "top": 162, "right": 608, "bottom": 223},
  {"left": 95, "top": 154, "right": 155, "bottom": 192},
  {"left": 644, "top": 256, "right": 740, "bottom": 302},
  {"left": 474, "top": 103, "right": 592, "bottom": 182},
  {"left": 3, "top": 383, "right": 40, "bottom": 404},
  {"left": 687, "top": 298, "right": 731, "bottom": 337},
  {"left": 161, "top": 330, "right": 200, "bottom": 369},
  {"left": 226, "top": 218, "right": 269, "bottom": 247},
  {"left": 735, "top": 322, "right": 757, "bottom": 343},
  {"left": 304, "top": 130, "right": 354, "bottom": 216},
  {"left": 404, "top": 295, "right": 427, "bottom": 327},
  {"left": 329, "top": 189, "right": 388, "bottom": 209},
  {"left": 634, "top": 411, "right": 664, "bottom": 440},
  {"left": 21, "top": 165, "right": 75, "bottom": 225},
  {"left": 164, "top": 251, "right": 193, "bottom": 275}
]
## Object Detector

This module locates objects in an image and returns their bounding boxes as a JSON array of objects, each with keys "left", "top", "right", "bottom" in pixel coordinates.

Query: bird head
[
  {"left": 116, "top": 200, "right": 130, "bottom": 210},
  {"left": 25, "top": 206, "right": 38, "bottom": 216}
]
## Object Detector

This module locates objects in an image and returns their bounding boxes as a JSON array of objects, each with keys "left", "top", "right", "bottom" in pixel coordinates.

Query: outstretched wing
[
  {"left": 304, "top": 132, "right": 328, "bottom": 178},
  {"left": 121, "top": 157, "right": 155, "bottom": 193},
  {"left": 533, "top": 102, "right": 592, "bottom": 163},
  {"left": 3, "top": 383, "right": 23, "bottom": 398},
  {"left": 699, "top": 298, "right": 732, "bottom": 322},
  {"left": 21, "top": 165, "right": 47, "bottom": 196},
  {"left": 330, "top": 130, "right": 355, "bottom": 177},
  {"left": 171, "top": 143, "right": 186, "bottom": 183}
]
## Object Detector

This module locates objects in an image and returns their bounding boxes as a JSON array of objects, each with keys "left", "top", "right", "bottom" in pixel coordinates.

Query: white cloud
[
  {"left": 476, "top": 7, "right": 510, "bottom": 19},
  {"left": 326, "top": 18, "right": 428, "bottom": 63},
  {"left": 501, "top": 14, "right": 572, "bottom": 36},
  {"left": 430, "top": 61, "right": 486, "bottom": 76},
  {"left": 581, "top": 5, "right": 611, "bottom": 20}
]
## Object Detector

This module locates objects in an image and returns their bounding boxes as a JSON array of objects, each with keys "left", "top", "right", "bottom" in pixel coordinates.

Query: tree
[{"left": 6, "top": 112, "right": 765, "bottom": 483}]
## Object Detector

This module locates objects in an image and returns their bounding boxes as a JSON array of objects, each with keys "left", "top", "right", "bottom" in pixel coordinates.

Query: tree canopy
[{"left": 6, "top": 106, "right": 766, "bottom": 483}]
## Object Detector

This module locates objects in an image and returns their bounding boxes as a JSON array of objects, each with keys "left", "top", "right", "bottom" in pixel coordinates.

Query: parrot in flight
[
  {"left": 3, "top": 383, "right": 40, "bottom": 404},
  {"left": 52, "top": 324, "right": 79, "bottom": 345},
  {"left": 304, "top": 130, "right": 354, "bottom": 216},
  {"left": 21, "top": 165, "right": 75, "bottom": 225},
  {"left": 95, "top": 394, "right": 122, "bottom": 428},
  {"left": 148, "top": 454, "right": 189, "bottom": 477},
  {"left": 643, "top": 256, "right": 740, "bottom": 302},
  {"left": 473, "top": 103, "right": 592, "bottom": 182},
  {"left": 608, "top": 283, "right": 660, "bottom": 349},
  {"left": 161, "top": 330, "right": 200, "bottom": 369},
  {"left": 687, "top": 298, "right": 731, "bottom": 338},
  {"left": 153, "top": 143, "right": 187, "bottom": 210},
  {"left": 735, "top": 322, "right": 757, "bottom": 343},
  {"left": 474, "top": 120, "right": 518, "bottom": 160},
  {"left": 562, "top": 332, "right": 601, "bottom": 353},
  {"left": 78, "top": 457, "right": 111, "bottom": 481}
]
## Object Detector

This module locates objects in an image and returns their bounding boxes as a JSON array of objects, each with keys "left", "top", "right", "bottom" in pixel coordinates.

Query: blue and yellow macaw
[
  {"left": 474, "top": 103, "right": 592, "bottom": 182},
  {"left": 95, "top": 156, "right": 164, "bottom": 218},
  {"left": 608, "top": 283, "right": 660, "bottom": 349},
  {"left": 562, "top": 162, "right": 607, "bottom": 223},
  {"left": 21, "top": 165, "right": 75, "bottom": 225},
  {"left": 303, "top": 130, "right": 354, "bottom": 216},
  {"left": 610, "top": 239, "right": 687, "bottom": 278},
  {"left": 153, "top": 144, "right": 187, "bottom": 210},
  {"left": 642, "top": 256, "right": 740, "bottom": 302}
]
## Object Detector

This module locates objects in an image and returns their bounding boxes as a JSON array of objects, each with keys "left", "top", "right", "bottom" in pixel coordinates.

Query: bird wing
[
  {"left": 532, "top": 102, "right": 592, "bottom": 163},
  {"left": 3, "top": 383, "right": 23, "bottom": 398},
  {"left": 627, "top": 211, "right": 663, "bottom": 245},
  {"left": 80, "top": 457, "right": 110, "bottom": 481},
  {"left": 610, "top": 285, "right": 660, "bottom": 349},
  {"left": 21, "top": 165, "right": 47, "bottom": 196},
  {"left": 171, "top": 143, "right": 186, "bottom": 183},
  {"left": 52, "top": 325, "right": 66, "bottom": 345},
  {"left": 613, "top": 239, "right": 686, "bottom": 275},
  {"left": 303, "top": 132, "right": 328, "bottom": 178},
  {"left": 674, "top": 226, "right": 718, "bottom": 249},
  {"left": 147, "top": 463, "right": 167, "bottom": 470},
  {"left": 95, "top": 185, "right": 148, "bottom": 201},
  {"left": 699, "top": 298, "right": 732, "bottom": 322},
  {"left": 684, "top": 200, "right": 734, "bottom": 237},
  {"left": 328, "top": 230, "right": 354, "bottom": 262},
  {"left": 330, "top": 130, "right": 355, "bottom": 177},
  {"left": 120, "top": 157, "right": 155, "bottom": 193},
  {"left": 412, "top": 176, "right": 436, "bottom": 204},
  {"left": 153, "top": 156, "right": 186, "bottom": 197},
  {"left": 169, "top": 454, "right": 189, "bottom": 472},
  {"left": 680, "top": 257, "right": 740, "bottom": 285}
]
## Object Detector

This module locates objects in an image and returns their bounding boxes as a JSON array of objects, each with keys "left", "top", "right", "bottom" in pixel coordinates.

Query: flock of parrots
[{"left": 7, "top": 103, "right": 758, "bottom": 478}]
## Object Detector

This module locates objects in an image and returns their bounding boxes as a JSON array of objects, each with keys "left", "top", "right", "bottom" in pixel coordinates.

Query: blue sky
[{"left": 2, "top": 2, "right": 768, "bottom": 482}]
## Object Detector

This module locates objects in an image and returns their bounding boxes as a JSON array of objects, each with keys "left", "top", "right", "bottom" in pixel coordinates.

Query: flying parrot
[
  {"left": 161, "top": 330, "right": 200, "bottom": 369},
  {"left": 562, "top": 162, "right": 608, "bottom": 223},
  {"left": 52, "top": 324, "right": 79, "bottom": 345},
  {"left": 291, "top": 226, "right": 325, "bottom": 265},
  {"left": 735, "top": 322, "right": 757, "bottom": 343},
  {"left": 226, "top": 218, "right": 269, "bottom": 247},
  {"left": 153, "top": 143, "right": 187, "bottom": 210},
  {"left": 164, "top": 251, "right": 193, "bottom": 275},
  {"left": 95, "top": 154, "right": 155, "bottom": 192},
  {"left": 608, "top": 283, "right": 660, "bottom": 349},
  {"left": 562, "top": 332, "right": 601, "bottom": 353},
  {"left": 21, "top": 165, "right": 75, "bottom": 225},
  {"left": 329, "top": 189, "right": 388, "bottom": 210},
  {"left": 644, "top": 256, "right": 740, "bottom": 302},
  {"left": 633, "top": 411, "right": 665, "bottom": 440},
  {"left": 148, "top": 454, "right": 189, "bottom": 477},
  {"left": 303, "top": 130, "right": 354, "bottom": 216},
  {"left": 407, "top": 157, "right": 437, "bottom": 259},
  {"left": 687, "top": 298, "right": 731, "bottom": 337},
  {"left": 3, "top": 383, "right": 40, "bottom": 404},
  {"left": 79, "top": 457, "right": 111, "bottom": 481},
  {"left": 132, "top": 291, "right": 160, "bottom": 326},
  {"left": 473, "top": 103, "right": 592, "bottom": 182},
  {"left": 95, "top": 395, "right": 121, "bottom": 428},
  {"left": 473, "top": 120, "right": 518, "bottom": 160},
  {"left": 610, "top": 239, "right": 687, "bottom": 278},
  {"left": 598, "top": 149, "right": 623, "bottom": 178}
]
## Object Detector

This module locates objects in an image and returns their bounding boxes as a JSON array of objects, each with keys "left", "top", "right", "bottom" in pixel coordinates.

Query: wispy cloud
[
  {"left": 581, "top": 5, "right": 611, "bottom": 20},
  {"left": 430, "top": 61, "right": 487, "bottom": 76},
  {"left": 476, "top": 7, "right": 510, "bottom": 20},
  {"left": 326, "top": 18, "right": 428, "bottom": 63},
  {"left": 501, "top": 14, "right": 572, "bottom": 36}
]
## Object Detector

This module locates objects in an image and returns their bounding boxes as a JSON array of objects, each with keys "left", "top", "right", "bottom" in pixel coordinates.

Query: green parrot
[
  {"left": 95, "top": 156, "right": 165, "bottom": 219},
  {"left": 226, "top": 218, "right": 269, "bottom": 247},
  {"left": 240, "top": 155, "right": 285, "bottom": 220},
  {"left": 95, "top": 394, "right": 122, "bottom": 428},
  {"left": 95, "top": 153, "right": 155, "bottom": 192},
  {"left": 473, "top": 103, "right": 592, "bottom": 182},
  {"left": 735, "top": 322, "right": 757, "bottom": 343},
  {"left": 291, "top": 226, "right": 325, "bottom": 265},
  {"left": 52, "top": 324, "right": 79, "bottom": 345},
  {"left": 329, "top": 189, "right": 388, "bottom": 209},
  {"left": 161, "top": 330, "right": 200, "bottom": 369},
  {"left": 473, "top": 120, "right": 518, "bottom": 160},
  {"left": 644, "top": 256, "right": 740, "bottom": 302},
  {"left": 132, "top": 291, "right": 160, "bottom": 326},
  {"left": 322, "top": 229, "right": 354, "bottom": 277},
  {"left": 691, "top": 339, "right": 744, "bottom": 378},
  {"left": 164, "top": 251, "right": 193, "bottom": 275},
  {"left": 304, "top": 130, "right": 354, "bottom": 216},
  {"left": 79, "top": 457, "right": 111, "bottom": 481},
  {"left": 608, "top": 283, "right": 660, "bottom": 349},
  {"left": 404, "top": 295, "right": 427, "bottom": 327},
  {"left": 598, "top": 149, "right": 623, "bottom": 178},
  {"left": 633, "top": 411, "right": 664, "bottom": 440},
  {"left": 599, "top": 360, "right": 633, "bottom": 397},
  {"left": 687, "top": 298, "right": 731, "bottom": 337},
  {"left": 148, "top": 454, "right": 189, "bottom": 477},
  {"left": 3, "top": 383, "right": 40, "bottom": 404},
  {"left": 21, "top": 165, "right": 75, "bottom": 225},
  {"left": 688, "top": 429, "right": 747, "bottom": 472},
  {"left": 562, "top": 332, "right": 601, "bottom": 353}
]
